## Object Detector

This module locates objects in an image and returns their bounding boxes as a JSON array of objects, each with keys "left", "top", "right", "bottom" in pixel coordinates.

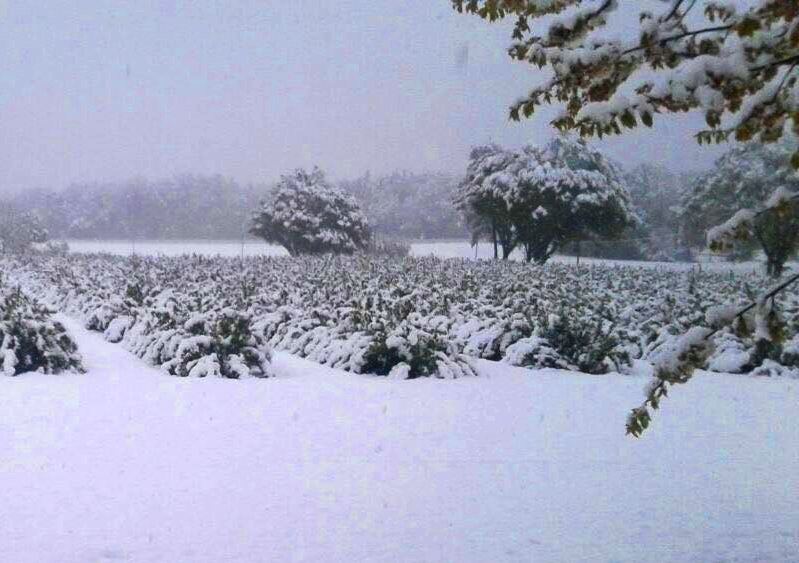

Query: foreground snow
[{"left": 1, "top": 318, "right": 798, "bottom": 563}]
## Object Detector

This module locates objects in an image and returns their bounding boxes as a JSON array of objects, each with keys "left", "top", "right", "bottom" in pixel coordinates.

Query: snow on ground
[
  {"left": 64, "top": 239, "right": 796, "bottom": 272},
  {"left": 2, "top": 317, "right": 798, "bottom": 563},
  {"left": 64, "top": 239, "right": 289, "bottom": 258}
]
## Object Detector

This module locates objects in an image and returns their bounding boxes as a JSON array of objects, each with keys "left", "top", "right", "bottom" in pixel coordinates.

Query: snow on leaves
[
  {"left": 0, "top": 276, "right": 82, "bottom": 376},
  {"left": 453, "top": 0, "right": 799, "bottom": 164},
  {"left": 5, "top": 253, "right": 799, "bottom": 384},
  {"left": 250, "top": 167, "right": 371, "bottom": 256}
]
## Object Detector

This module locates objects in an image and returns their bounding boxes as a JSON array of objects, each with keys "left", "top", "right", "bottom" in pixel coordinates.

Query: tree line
[{"left": 2, "top": 137, "right": 797, "bottom": 270}]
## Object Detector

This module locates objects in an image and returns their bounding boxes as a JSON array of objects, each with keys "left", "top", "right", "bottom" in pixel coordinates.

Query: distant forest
[
  {"left": 6, "top": 162, "right": 720, "bottom": 260},
  {"left": 8, "top": 172, "right": 468, "bottom": 241}
]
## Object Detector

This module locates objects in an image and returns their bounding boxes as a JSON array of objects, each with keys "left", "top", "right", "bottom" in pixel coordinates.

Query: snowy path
[{"left": 1, "top": 317, "right": 798, "bottom": 562}]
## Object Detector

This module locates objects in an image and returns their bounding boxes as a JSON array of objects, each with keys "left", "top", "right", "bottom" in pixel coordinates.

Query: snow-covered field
[
  {"left": 64, "top": 239, "right": 794, "bottom": 273},
  {"left": 62, "top": 238, "right": 509, "bottom": 260},
  {"left": 4, "top": 246, "right": 798, "bottom": 562},
  {"left": 2, "top": 316, "right": 798, "bottom": 563}
]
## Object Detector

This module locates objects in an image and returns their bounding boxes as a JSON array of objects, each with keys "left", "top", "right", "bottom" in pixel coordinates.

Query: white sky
[{"left": 0, "top": 0, "right": 726, "bottom": 192}]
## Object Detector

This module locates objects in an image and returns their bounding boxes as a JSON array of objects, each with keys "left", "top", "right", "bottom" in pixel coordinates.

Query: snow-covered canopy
[
  {"left": 250, "top": 168, "right": 370, "bottom": 256},
  {"left": 456, "top": 136, "right": 635, "bottom": 262}
]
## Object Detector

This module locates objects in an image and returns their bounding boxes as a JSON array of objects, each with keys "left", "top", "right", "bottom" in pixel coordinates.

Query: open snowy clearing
[{"left": 1, "top": 316, "right": 798, "bottom": 563}]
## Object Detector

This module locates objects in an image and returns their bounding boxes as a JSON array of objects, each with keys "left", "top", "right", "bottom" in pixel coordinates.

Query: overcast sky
[{"left": 0, "top": 0, "right": 727, "bottom": 192}]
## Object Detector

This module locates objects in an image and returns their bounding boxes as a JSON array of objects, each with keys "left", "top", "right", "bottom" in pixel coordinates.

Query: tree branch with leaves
[{"left": 453, "top": 0, "right": 799, "bottom": 161}]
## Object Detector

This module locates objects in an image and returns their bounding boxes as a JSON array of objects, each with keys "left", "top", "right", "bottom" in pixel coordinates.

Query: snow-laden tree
[
  {"left": 0, "top": 206, "right": 48, "bottom": 254},
  {"left": 682, "top": 140, "right": 799, "bottom": 272},
  {"left": 452, "top": 1, "right": 799, "bottom": 157},
  {"left": 457, "top": 137, "right": 635, "bottom": 263},
  {"left": 455, "top": 144, "right": 519, "bottom": 260},
  {"left": 514, "top": 136, "right": 636, "bottom": 263},
  {"left": 250, "top": 168, "right": 370, "bottom": 256}
]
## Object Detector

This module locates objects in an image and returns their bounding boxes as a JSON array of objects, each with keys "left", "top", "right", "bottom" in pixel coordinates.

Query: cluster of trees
[
  {"left": 3, "top": 171, "right": 467, "bottom": 243},
  {"left": 6, "top": 141, "right": 795, "bottom": 267},
  {"left": 2, "top": 138, "right": 795, "bottom": 271},
  {"left": 0, "top": 207, "right": 48, "bottom": 254},
  {"left": 339, "top": 171, "right": 466, "bottom": 240},
  {"left": 5, "top": 175, "right": 264, "bottom": 240}
]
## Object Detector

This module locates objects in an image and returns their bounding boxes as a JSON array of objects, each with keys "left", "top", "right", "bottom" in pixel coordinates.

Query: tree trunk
[{"left": 492, "top": 223, "right": 498, "bottom": 260}]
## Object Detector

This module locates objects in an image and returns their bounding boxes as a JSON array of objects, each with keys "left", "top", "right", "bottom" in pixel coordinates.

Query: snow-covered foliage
[
  {"left": 4, "top": 257, "right": 272, "bottom": 379},
  {"left": 0, "top": 275, "right": 82, "bottom": 376},
  {"left": 456, "top": 136, "right": 635, "bottom": 263},
  {"left": 685, "top": 141, "right": 799, "bottom": 274},
  {"left": 454, "top": 1, "right": 799, "bottom": 158},
  {"left": 6, "top": 253, "right": 799, "bottom": 382},
  {"left": 627, "top": 268, "right": 799, "bottom": 436},
  {"left": 250, "top": 168, "right": 370, "bottom": 256},
  {"left": 0, "top": 206, "right": 48, "bottom": 254},
  {"left": 685, "top": 141, "right": 798, "bottom": 242}
]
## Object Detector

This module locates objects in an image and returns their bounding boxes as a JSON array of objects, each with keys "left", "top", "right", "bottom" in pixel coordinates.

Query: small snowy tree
[
  {"left": 457, "top": 137, "right": 635, "bottom": 263},
  {"left": 250, "top": 168, "right": 371, "bottom": 256},
  {"left": 0, "top": 280, "right": 83, "bottom": 376},
  {"left": 0, "top": 207, "right": 48, "bottom": 254}
]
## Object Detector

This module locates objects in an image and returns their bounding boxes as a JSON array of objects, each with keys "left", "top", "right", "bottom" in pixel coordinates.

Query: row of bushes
[{"left": 9, "top": 254, "right": 798, "bottom": 380}]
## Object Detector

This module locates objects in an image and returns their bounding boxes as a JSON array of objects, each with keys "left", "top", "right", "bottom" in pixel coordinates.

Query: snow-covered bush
[
  {"left": 540, "top": 312, "right": 630, "bottom": 375},
  {"left": 160, "top": 310, "right": 271, "bottom": 379},
  {"left": 250, "top": 167, "right": 370, "bottom": 256},
  {"left": 3, "top": 255, "right": 273, "bottom": 379},
  {"left": 504, "top": 336, "right": 569, "bottom": 370},
  {"left": 0, "top": 280, "right": 82, "bottom": 376},
  {"left": 362, "top": 326, "right": 440, "bottom": 379}
]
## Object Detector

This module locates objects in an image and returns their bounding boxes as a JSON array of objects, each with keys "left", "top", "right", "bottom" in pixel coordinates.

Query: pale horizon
[{"left": 1, "top": 0, "right": 724, "bottom": 194}]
